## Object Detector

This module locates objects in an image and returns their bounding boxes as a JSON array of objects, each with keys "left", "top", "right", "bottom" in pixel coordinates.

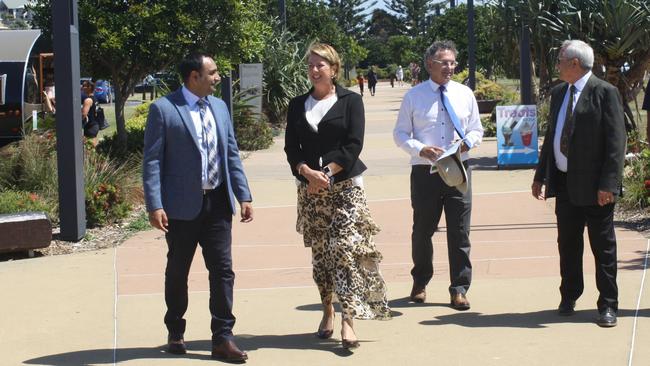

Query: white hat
[{"left": 434, "top": 143, "right": 468, "bottom": 194}]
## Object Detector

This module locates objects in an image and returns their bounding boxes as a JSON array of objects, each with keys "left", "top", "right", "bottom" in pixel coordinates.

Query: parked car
[
  {"left": 134, "top": 72, "right": 180, "bottom": 94},
  {"left": 94, "top": 79, "right": 113, "bottom": 103}
]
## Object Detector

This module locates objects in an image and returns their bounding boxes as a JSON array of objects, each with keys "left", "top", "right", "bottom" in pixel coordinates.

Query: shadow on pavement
[
  {"left": 296, "top": 302, "right": 404, "bottom": 318},
  {"left": 619, "top": 250, "right": 650, "bottom": 271},
  {"left": 24, "top": 336, "right": 356, "bottom": 365},
  {"left": 420, "top": 308, "right": 650, "bottom": 328}
]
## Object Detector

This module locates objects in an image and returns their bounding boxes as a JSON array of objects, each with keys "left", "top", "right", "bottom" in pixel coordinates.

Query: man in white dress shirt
[{"left": 393, "top": 40, "right": 483, "bottom": 310}]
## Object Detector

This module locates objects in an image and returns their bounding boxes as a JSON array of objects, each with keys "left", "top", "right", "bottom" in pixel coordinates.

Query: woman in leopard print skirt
[{"left": 284, "top": 42, "right": 391, "bottom": 349}]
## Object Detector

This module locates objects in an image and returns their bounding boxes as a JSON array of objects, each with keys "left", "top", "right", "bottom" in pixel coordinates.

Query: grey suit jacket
[
  {"left": 143, "top": 88, "right": 252, "bottom": 220},
  {"left": 534, "top": 74, "right": 626, "bottom": 206}
]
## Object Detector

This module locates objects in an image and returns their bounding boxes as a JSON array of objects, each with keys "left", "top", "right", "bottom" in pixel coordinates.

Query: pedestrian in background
[
  {"left": 367, "top": 66, "right": 377, "bottom": 96},
  {"left": 356, "top": 73, "right": 364, "bottom": 96}
]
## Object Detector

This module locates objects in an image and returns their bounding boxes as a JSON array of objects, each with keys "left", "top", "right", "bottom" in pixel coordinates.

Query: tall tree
[
  {"left": 284, "top": 0, "right": 367, "bottom": 79},
  {"left": 367, "top": 8, "right": 403, "bottom": 40},
  {"left": 328, "top": 0, "right": 377, "bottom": 39},
  {"left": 29, "top": 0, "right": 270, "bottom": 152},
  {"left": 385, "top": 0, "right": 435, "bottom": 37}
]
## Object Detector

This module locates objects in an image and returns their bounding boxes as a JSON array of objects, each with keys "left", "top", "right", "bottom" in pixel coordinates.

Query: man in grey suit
[
  {"left": 532, "top": 40, "right": 626, "bottom": 327},
  {"left": 143, "top": 52, "right": 253, "bottom": 362}
]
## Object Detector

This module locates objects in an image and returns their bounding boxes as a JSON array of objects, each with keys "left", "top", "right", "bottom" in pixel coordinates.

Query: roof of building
[
  {"left": 0, "top": 29, "right": 40, "bottom": 62},
  {"left": 1, "top": 0, "right": 30, "bottom": 10}
]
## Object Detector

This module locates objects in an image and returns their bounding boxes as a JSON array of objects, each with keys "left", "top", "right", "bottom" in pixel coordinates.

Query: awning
[{"left": 0, "top": 29, "right": 41, "bottom": 62}]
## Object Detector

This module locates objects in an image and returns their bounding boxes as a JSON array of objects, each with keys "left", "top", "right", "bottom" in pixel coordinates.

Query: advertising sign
[
  {"left": 496, "top": 105, "right": 539, "bottom": 166},
  {"left": 239, "top": 63, "right": 263, "bottom": 118}
]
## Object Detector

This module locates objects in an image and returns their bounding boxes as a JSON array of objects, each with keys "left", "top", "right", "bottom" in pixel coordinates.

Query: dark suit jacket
[
  {"left": 534, "top": 74, "right": 626, "bottom": 206},
  {"left": 143, "top": 88, "right": 252, "bottom": 220},
  {"left": 284, "top": 84, "right": 367, "bottom": 183}
]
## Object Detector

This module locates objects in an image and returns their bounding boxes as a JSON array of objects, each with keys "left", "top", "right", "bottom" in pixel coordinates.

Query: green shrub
[
  {"left": 481, "top": 116, "right": 496, "bottom": 137},
  {"left": 621, "top": 147, "right": 650, "bottom": 210},
  {"left": 84, "top": 148, "right": 141, "bottom": 227},
  {"left": 536, "top": 98, "right": 551, "bottom": 136},
  {"left": 233, "top": 112, "right": 274, "bottom": 151},
  {"left": 0, "top": 190, "right": 56, "bottom": 219},
  {"left": 452, "top": 70, "right": 506, "bottom": 101},
  {"left": 97, "top": 111, "right": 147, "bottom": 159},
  {"left": 263, "top": 27, "right": 310, "bottom": 125}
]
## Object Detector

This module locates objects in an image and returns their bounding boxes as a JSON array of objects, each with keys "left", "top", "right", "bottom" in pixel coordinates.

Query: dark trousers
[
  {"left": 555, "top": 171, "right": 618, "bottom": 311},
  {"left": 164, "top": 184, "right": 235, "bottom": 344},
  {"left": 410, "top": 165, "right": 472, "bottom": 295}
]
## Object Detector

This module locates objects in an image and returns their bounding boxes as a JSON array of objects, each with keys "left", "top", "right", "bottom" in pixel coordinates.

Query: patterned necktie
[
  {"left": 197, "top": 98, "right": 219, "bottom": 187},
  {"left": 439, "top": 85, "right": 465, "bottom": 139},
  {"left": 559, "top": 85, "right": 576, "bottom": 156}
]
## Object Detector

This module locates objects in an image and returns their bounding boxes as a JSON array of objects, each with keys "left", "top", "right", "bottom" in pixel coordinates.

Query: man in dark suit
[
  {"left": 532, "top": 40, "right": 626, "bottom": 327},
  {"left": 143, "top": 52, "right": 253, "bottom": 362}
]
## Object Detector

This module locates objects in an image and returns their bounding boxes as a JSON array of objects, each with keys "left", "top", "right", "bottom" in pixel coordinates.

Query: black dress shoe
[
  {"left": 166, "top": 334, "right": 186, "bottom": 355},
  {"left": 211, "top": 339, "right": 248, "bottom": 363},
  {"left": 558, "top": 300, "right": 576, "bottom": 316},
  {"left": 410, "top": 284, "right": 426, "bottom": 303},
  {"left": 450, "top": 293, "right": 470, "bottom": 311},
  {"left": 597, "top": 307, "right": 617, "bottom": 328}
]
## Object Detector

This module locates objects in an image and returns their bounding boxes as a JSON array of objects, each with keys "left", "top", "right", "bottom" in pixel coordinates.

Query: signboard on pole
[
  {"left": 496, "top": 105, "right": 539, "bottom": 167},
  {"left": 239, "top": 63, "right": 263, "bottom": 119}
]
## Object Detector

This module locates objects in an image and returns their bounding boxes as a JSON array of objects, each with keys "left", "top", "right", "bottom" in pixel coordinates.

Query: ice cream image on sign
[
  {"left": 519, "top": 118, "right": 534, "bottom": 146},
  {"left": 502, "top": 119, "right": 518, "bottom": 146}
]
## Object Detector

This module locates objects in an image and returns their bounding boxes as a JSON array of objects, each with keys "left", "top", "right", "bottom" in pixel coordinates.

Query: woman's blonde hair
[{"left": 306, "top": 42, "right": 341, "bottom": 81}]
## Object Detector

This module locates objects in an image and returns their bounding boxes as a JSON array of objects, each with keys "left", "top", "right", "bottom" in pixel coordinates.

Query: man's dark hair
[
  {"left": 424, "top": 40, "right": 458, "bottom": 62},
  {"left": 178, "top": 52, "right": 211, "bottom": 83}
]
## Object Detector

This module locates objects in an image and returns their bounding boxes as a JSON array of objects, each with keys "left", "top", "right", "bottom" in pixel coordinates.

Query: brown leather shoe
[
  {"left": 450, "top": 293, "right": 470, "bottom": 311},
  {"left": 211, "top": 339, "right": 248, "bottom": 363},
  {"left": 410, "top": 284, "right": 426, "bottom": 303},
  {"left": 166, "top": 334, "right": 186, "bottom": 355}
]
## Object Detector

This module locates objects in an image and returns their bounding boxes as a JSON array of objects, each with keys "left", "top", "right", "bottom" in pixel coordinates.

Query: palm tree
[{"left": 540, "top": 0, "right": 650, "bottom": 131}]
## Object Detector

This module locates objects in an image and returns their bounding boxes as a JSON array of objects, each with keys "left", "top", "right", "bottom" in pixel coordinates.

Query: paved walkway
[{"left": 1, "top": 82, "right": 649, "bottom": 365}]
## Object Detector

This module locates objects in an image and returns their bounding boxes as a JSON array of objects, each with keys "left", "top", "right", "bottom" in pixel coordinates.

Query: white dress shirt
[
  {"left": 553, "top": 71, "right": 591, "bottom": 172},
  {"left": 182, "top": 86, "right": 222, "bottom": 189},
  {"left": 393, "top": 79, "right": 484, "bottom": 165}
]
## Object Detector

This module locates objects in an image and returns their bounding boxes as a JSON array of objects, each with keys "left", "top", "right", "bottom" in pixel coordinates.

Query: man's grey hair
[
  {"left": 561, "top": 40, "right": 594, "bottom": 70},
  {"left": 424, "top": 40, "right": 458, "bottom": 62}
]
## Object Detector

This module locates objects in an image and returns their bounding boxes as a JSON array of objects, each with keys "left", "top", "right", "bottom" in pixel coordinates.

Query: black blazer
[
  {"left": 284, "top": 84, "right": 367, "bottom": 183},
  {"left": 534, "top": 74, "right": 626, "bottom": 206}
]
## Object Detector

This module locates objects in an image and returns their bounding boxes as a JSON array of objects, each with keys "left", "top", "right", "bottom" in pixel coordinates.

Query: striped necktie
[
  {"left": 197, "top": 98, "right": 219, "bottom": 187},
  {"left": 559, "top": 85, "right": 576, "bottom": 156}
]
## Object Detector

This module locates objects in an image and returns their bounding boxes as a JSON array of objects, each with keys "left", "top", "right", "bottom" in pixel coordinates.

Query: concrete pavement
[{"left": 1, "top": 82, "right": 649, "bottom": 365}]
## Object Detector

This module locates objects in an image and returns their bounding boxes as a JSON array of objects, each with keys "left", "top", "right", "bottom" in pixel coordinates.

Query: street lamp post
[{"left": 467, "top": 0, "right": 476, "bottom": 90}]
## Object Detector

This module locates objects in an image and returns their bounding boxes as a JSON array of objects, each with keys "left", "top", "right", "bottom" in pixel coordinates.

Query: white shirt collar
[
  {"left": 427, "top": 79, "right": 448, "bottom": 93},
  {"left": 572, "top": 71, "right": 592, "bottom": 92}
]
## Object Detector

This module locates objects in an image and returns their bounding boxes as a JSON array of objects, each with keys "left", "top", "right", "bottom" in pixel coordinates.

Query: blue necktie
[
  {"left": 439, "top": 85, "right": 466, "bottom": 141},
  {"left": 197, "top": 98, "right": 219, "bottom": 188}
]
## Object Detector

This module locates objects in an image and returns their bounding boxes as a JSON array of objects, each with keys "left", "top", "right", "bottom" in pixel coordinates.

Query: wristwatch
[{"left": 321, "top": 165, "right": 334, "bottom": 177}]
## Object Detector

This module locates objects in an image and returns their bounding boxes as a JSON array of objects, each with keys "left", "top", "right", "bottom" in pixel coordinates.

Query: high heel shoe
[
  {"left": 317, "top": 328, "right": 334, "bottom": 339},
  {"left": 316, "top": 311, "right": 335, "bottom": 339},
  {"left": 342, "top": 339, "right": 360, "bottom": 349}
]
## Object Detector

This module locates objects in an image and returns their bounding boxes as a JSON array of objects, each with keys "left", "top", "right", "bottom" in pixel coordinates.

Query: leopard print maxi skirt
[{"left": 296, "top": 179, "right": 391, "bottom": 320}]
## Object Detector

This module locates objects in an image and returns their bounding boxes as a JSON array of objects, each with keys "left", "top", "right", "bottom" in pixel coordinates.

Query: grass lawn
[{"left": 97, "top": 96, "right": 143, "bottom": 139}]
